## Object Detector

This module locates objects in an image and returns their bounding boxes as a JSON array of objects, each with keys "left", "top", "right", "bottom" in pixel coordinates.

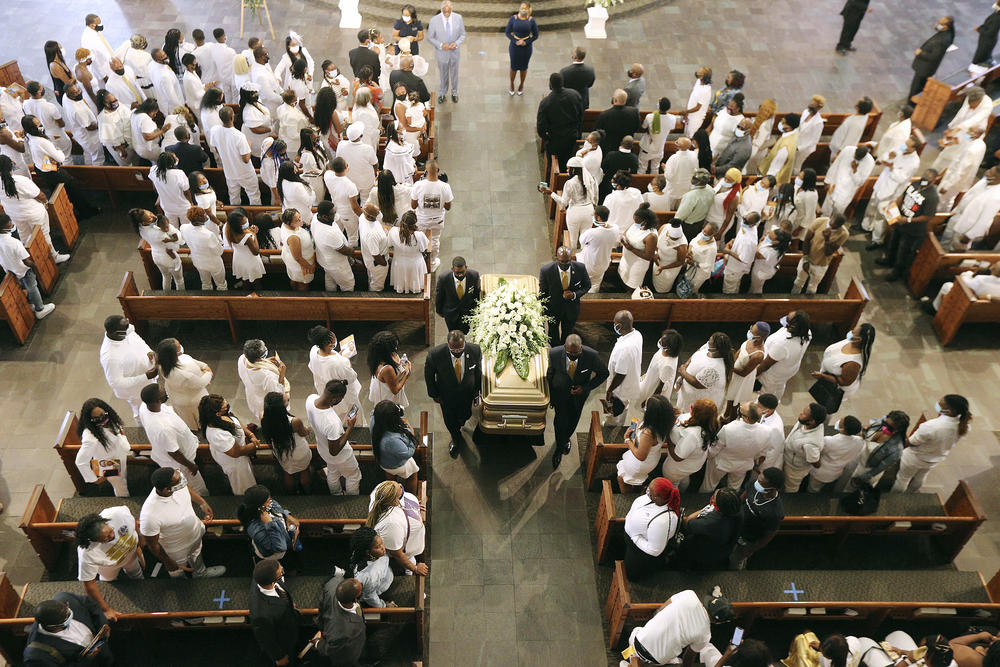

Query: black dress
[
  {"left": 393, "top": 18, "right": 424, "bottom": 55},
  {"left": 909, "top": 28, "right": 954, "bottom": 99},
  {"left": 48, "top": 60, "right": 72, "bottom": 103}
]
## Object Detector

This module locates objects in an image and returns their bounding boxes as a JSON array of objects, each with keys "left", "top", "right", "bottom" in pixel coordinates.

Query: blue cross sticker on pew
[
  {"left": 783, "top": 583, "right": 805, "bottom": 601},
  {"left": 213, "top": 590, "right": 231, "bottom": 610}
]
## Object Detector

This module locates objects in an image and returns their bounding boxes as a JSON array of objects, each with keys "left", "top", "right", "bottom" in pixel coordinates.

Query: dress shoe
[
  {"left": 448, "top": 439, "right": 461, "bottom": 458},
  {"left": 452, "top": 95, "right": 459, "bottom": 103},
  {"left": 836, "top": 48, "right": 848, "bottom": 56},
  {"left": 874, "top": 257, "right": 893, "bottom": 266},
  {"left": 865, "top": 241, "right": 882, "bottom": 251},
  {"left": 846, "top": 46, "right": 857, "bottom": 52},
  {"left": 551, "top": 446, "right": 564, "bottom": 469},
  {"left": 437, "top": 95, "right": 446, "bottom": 103}
]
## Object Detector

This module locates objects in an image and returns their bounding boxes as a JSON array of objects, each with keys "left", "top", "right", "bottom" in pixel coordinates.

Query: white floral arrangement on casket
[{"left": 467, "top": 277, "right": 550, "bottom": 380}]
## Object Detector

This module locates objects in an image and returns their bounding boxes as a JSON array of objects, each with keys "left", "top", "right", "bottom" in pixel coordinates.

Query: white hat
[
  {"left": 566, "top": 156, "right": 584, "bottom": 169},
  {"left": 240, "top": 81, "right": 260, "bottom": 93},
  {"left": 346, "top": 122, "right": 365, "bottom": 141},
  {"left": 667, "top": 224, "right": 685, "bottom": 240}
]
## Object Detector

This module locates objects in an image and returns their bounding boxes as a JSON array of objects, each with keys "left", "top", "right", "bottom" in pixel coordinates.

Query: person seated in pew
[
  {"left": 76, "top": 506, "right": 144, "bottom": 624},
  {"left": 23, "top": 593, "right": 113, "bottom": 666},
  {"left": 619, "top": 588, "right": 735, "bottom": 667},
  {"left": 139, "top": 466, "right": 226, "bottom": 578},
  {"left": 922, "top": 262, "right": 1000, "bottom": 314},
  {"left": 623, "top": 477, "right": 681, "bottom": 582},
  {"left": 199, "top": 393, "right": 259, "bottom": 495},
  {"left": 346, "top": 526, "right": 397, "bottom": 608},
  {"left": 730, "top": 467, "right": 785, "bottom": 570},
  {"left": 76, "top": 399, "right": 133, "bottom": 497},
  {"left": 616, "top": 395, "right": 677, "bottom": 493},
  {"left": 672, "top": 487, "right": 742, "bottom": 570},
  {"left": 367, "top": 479, "right": 428, "bottom": 576},
  {"left": 239, "top": 484, "right": 302, "bottom": 562},
  {"left": 371, "top": 401, "right": 420, "bottom": 495},
  {"left": 808, "top": 415, "right": 865, "bottom": 493},
  {"left": 249, "top": 559, "right": 302, "bottom": 667}
]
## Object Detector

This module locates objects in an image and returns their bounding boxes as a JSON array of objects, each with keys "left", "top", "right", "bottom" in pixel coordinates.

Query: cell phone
[
  {"left": 731, "top": 627, "right": 744, "bottom": 646},
  {"left": 537, "top": 181, "right": 548, "bottom": 192},
  {"left": 347, "top": 404, "right": 359, "bottom": 420}
]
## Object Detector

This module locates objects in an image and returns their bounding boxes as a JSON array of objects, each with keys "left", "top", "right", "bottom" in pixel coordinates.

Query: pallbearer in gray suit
[{"left": 427, "top": 1, "right": 466, "bottom": 103}]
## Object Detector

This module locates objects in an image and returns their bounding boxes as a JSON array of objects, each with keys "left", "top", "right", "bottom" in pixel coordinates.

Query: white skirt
[{"left": 382, "top": 457, "right": 419, "bottom": 478}]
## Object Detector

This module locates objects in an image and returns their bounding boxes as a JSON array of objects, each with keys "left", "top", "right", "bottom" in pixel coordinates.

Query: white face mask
[
  {"left": 794, "top": 177, "right": 803, "bottom": 190},
  {"left": 715, "top": 181, "right": 732, "bottom": 193},
  {"left": 327, "top": 69, "right": 338, "bottom": 79},
  {"left": 733, "top": 128, "right": 746, "bottom": 138},
  {"left": 290, "top": 45, "right": 300, "bottom": 54},
  {"left": 403, "top": 15, "right": 412, "bottom": 23}
]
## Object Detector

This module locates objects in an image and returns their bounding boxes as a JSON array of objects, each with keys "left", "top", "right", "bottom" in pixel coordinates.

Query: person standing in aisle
[
  {"left": 909, "top": 16, "right": 955, "bottom": 100},
  {"left": 893, "top": 395, "right": 971, "bottom": 492},
  {"left": 435, "top": 256, "right": 480, "bottom": 334},
  {"left": 973, "top": 4, "right": 1000, "bottom": 65},
  {"left": 539, "top": 245, "right": 591, "bottom": 346},
  {"left": 547, "top": 334, "right": 608, "bottom": 469},
  {"left": 100, "top": 315, "right": 157, "bottom": 424},
  {"left": 425, "top": 330, "right": 482, "bottom": 458},
  {"left": 836, "top": 0, "right": 871, "bottom": 55},
  {"left": 505, "top": 2, "right": 539, "bottom": 96},
  {"left": 427, "top": 0, "right": 466, "bottom": 103},
  {"left": 411, "top": 160, "right": 453, "bottom": 272}
]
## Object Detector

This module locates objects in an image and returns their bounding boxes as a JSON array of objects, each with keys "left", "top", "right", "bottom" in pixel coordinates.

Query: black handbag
[
  {"left": 840, "top": 483, "right": 881, "bottom": 516},
  {"left": 663, "top": 507, "right": 686, "bottom": 562},
  {"left": 809, "top": 377, "right": 844, "bottom": 413}
]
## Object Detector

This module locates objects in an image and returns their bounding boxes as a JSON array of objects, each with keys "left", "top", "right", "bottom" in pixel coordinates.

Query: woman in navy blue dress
[{"left": 505, "top": 2, "right": 539, "bottom": 96}]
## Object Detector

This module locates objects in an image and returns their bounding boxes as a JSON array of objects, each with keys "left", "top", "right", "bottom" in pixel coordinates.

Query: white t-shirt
[
  {"left": 150, "top": 165, "right": 191, "bottom": 216},
  {"left": 0, "top": 175, "right": 46, "bottom": 224},
  {"left": 241, "top": 104, "right": 272, "bottom": 157},
  {"left": 323, "top": 172, "right": 360, "bottom": 218},
  {"left": 305, "top": 394, "right": 353, "bottom": 466},
  {"left": 139, "top": 484, "right": 205, "bottom": 556},
  {"left": 369, "top": 490, "right": 425, "bottom": 558},
  {"left": 608, "top": 329, "right": 643, "bottom": 401},
  {"left": 212, "top": 125, "right": 255, "bottom": 179},
  {"left": 661, "top": 418, "right": 710, "bottom": 478},
  {"left": 0, "top": 234, "right": 30, "bottom": 278},
  {"left": 139, "top": 404, "right": 199, "bottom": 468},
  {"left": 311, "top": 219, "right": 352, "bottom": 273},
  {"left": 760, "top": 326, "right": 810, "bottom": 384},
  {"left": 76, "top": 428, "right": 131, "bottom": 483},
  {"left": 410, "top": 179, "right": 454, "bottom": 227},
  {"left": 206, "top": 419, "right": 248, "bottom": 478},
  {"left": 131, "top": 112, "right": 160, "bottom": 160},
  {"left": 632, "top": 589, "right": 712, "bottom": 663},
  {"left": 77, "top": 506, "right": 140, "bottom": 581},
  {"left": 181, "top": 223, "right": 223, "bottom": 261},
  {"left": 812, "top": 433, "right": 865, "bottom": 483},
  {"left": 336, "top": 140, "right": 378, "bottom": 191}
]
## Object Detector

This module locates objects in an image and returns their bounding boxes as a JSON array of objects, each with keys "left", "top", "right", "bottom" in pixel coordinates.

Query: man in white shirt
[
  {"left": 936, "top": 129, "right": 986, "bottom": 211},
  {"left": 738, "top": 175, "right": 772, "bottom": 221},
  {"left": 620, "top": 589, "right": 734, "bottom": 667},
  {"left": 338, "top": 123, "right": 378, "bottom": 210},
  {"left": 822, "top": 146, "right": 875, "bottom": 218},
  {"left": 940, "top": 168, "right": 1000, "bottom": 250},
  {"left": 875, "top": 106, "right": 913, "bottom": 162},
  {"left": 76, "top": 507, "right": 143, "bottom": 622},
  {"left": 756, "top": 393, "right": 785, "bottom": 470},
  {"left": 863, "top": 136, "right": 921, "bottom": 247},
  {"left": 721, "top": 213, "right": 760, "bottom": 294},
  {"left": 116, "top": 34, "right": 156, "bottom": 100},
  {"left": 81, "top": 13, "right": 116, "bottom": 80},
  {"left": 358, "top": 202, "right": 390, "bottom": 290},
  {"left": 129, "top": 98, "right": 171, "bottom": 164},
  {"left": 605, "top": 310, "right": 643, "bottom": 426},
  {"left": 190, "top": 29, "right": 219, "bottom": 86},
  {"left": 209, "top": 28, "right": 238, "bottom": 103},
  {"left": 701, "top": 401, "right": 766, "bottom": 491},
  {"left": 829, "top": 96, "right": 875, "bottom": 160},
  {"left": 148, "top": 50, "right": 184, "bottom": 117},
  {"left": 61, "top": 83, "right": 103, "bottom": 165},
  {"left": 250, "top": 46, "right": 283, "bottom": 118},
  {"left": 140, "top": 466, "right": 225, "bottom": 578},
  {"left": 934, "top": 87, "right": 993, "bottom": 173},
  {"left": 577, "top": 206, "right": 620, "bottom": 292},
  {"left": 324, "top": 157, "right": 364, "bottom": 247},
  {"left": 792, "top": 95, "right": 826, "bottom": 172},
  {"left": 410, "top": 159, "right": 454, "bottom": 271},
  {"left": 782, "top": 402, "right": 827, "bottom": 492},
  {"left": 180, "top": 211, "right": 227, "bottom": 290},
  {"left": 306, "top": 380, "right": 361, "bottom": 495},
  {"left": 683, "top": 67, "right": 712, "bottom": 139},
  {"left": 807, "top": 415, "right": 865, "bottom": 492},
  {"left": 105, "top": 58, "right": 144, "bottom": 110},
  {"left": 139, "top": 384, "right": 209, "bottom": 494},
  {"left": 23, "top": 82, "right": 72, "bottom": 155},
  {"left": 312, "top": 201, "right": 356, "bottom": 291},
  {"left": 0, "top": 217, "right": 56, "bottom": 319},
  {"left": 662, "top": 138, "right": 699, "bottom": 208},
  {"left": 893, "top": 395, "right": 969, "bottom": 492},
  {"left": 926, "top": 262, "right": 1000, "bottom": 312},
  {"left": 100, "top": 315, "right": 156, "bottom": 423},
  {"left": 212, "top": 106, "right": 261, "bottom": 205}
]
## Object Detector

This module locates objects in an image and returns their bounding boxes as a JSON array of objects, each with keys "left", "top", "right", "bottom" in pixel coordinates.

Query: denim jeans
[{"left": 18, "top": 268, "right": 44, "bottom": 311}]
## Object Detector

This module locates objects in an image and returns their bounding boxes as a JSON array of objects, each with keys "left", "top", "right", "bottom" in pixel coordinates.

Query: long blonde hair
[
  {"left": 365, "top": 480, "right": 400, "bottom": 528},
  {"left": 750, "top": 98, "right": 777, "bottom": 138}
]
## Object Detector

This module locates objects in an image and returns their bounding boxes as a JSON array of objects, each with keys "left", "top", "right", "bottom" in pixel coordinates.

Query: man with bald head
[
  {"left": 714, "top": 117, "right": 753, "bottom": 175},
  {"left": 594, "top": 88, "right": 641, "bottom": 154},
  {"left": 623, "top": 63, "right": 646, "bottom": 107},
  {"left": 390, "top": 55, "right": 431, "bottom": 105},
  {"left": 547, "top": 333, "right": 609, "bottom": 468},
  {"left": 105, "top": 57, "right": 144, "bottom": 109},
  {"left": 148, "top": 48, "right": 183, "bottom": 116},
  {"left": 539, "top": 246, "right": 591, "bottom": 346},
  {"left": 605, "top": 310, "right": 643, "bottom": 426},
  {"left": 318, "top": 575, "right": 368, "bottom": 664},
  {"left": 662, "top": 137, "right": 699, "bottom": 207}
]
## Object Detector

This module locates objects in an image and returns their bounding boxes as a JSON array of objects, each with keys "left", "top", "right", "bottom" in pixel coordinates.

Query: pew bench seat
[{"left": 933, "top": 274, "right": 1000, "bottom": 345}]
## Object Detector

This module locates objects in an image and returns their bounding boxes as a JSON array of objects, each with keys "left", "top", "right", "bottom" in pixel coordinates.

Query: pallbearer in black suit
[
  {"left": 539, "top": 245, "right": 591, "bottom": 346},
  {"left": 547, "top": 334, "right": 609, "bottom": 468},
  {"left": 249, "top": 559, "right": 301, "bottom": 666},
  {"left": 435, "top": 256, "right": 480, "bottom": 334},
  {"left": 425, "top": 330, "right": 482, "bottom": 458}
]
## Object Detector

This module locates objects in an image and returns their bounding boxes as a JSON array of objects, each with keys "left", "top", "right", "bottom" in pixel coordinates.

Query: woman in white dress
[
  {"left": 189, "top": 171, "right": 222, "bottom": 228},
  {"left": 756, "top": 310, "right": 812, "bottom": 400},
  {"left": 603, "top": 170, "right": 646, "bottom": 236},
  {"left": 387, "top": 211, "right": 428, "bottom": 294},
  {"left": 0, "top": 157, "right": 66, "bottom": 263},
  {"left": 259, "top": 390, "right": 314, "bottom": 492},
  {"left": 708, "top": 94, "right": 745, "bottom": 156},
  {"left": 199, "top": 394, "right": 259, "bottom": 495},
  {"left": 790, "top": 169, "right": 819, "bottom": 237},
  {"left": 199, "top": 88, "right": 225, "bottom": 162},
  {"left": 749, "top": 224, "right": 792, "bottom": 293},
  {"left": 675, "top": 332, "right": 733, "bottom": 412},
  {"left": 239, "top": 84, "right": 272, "bottom": 160},
  {"left": 382, "top": 123, "right": 417, "bottom": 186},
  {"left": 616, "top": 395, "right": 676, "bottom": 492},
  {"left": 131, "top": 208, "right": 185, "bottom": 290},
  {"left": 619, "top": 203, "right": 659, "bottom": 289},
  {"left": 810, "top": 323, "right": 875, "bottom": 415},
  {"left": 149, "top": 151, "right": 192, "bottom": 225},
  {"left": 279, "top": 208, "right": 315, "bottom": 290},
  {"left": 367, "top": 330, "right": 412, "bottom": 408},
  {"left": 724, "top": 322, "right": 768, "bottom": 417},
  {"left": 541, "top": 156, "right": 597, "bottom": 249},
  {"left": 352, "top": 87, "right": 382, "bottom": 153},
  {"left": 652, "top": 222, "right": 688, "bottom": 293},
  {"left": 643, "top": 175, "right": 674, "bottom": 211},
  {"left": 297, "top": 128, "right": 329, "bottom": 204},
  {"left": 274, "top": 31, "right": 316, "bottom": 88},
  {"left": 156, "top": 337, "right": 213, "bottom": 430},
  {"left": 392, "top": 86, "right": 423, "bottom": 151},
  {"left": 76, "top": 399, "right": 133, "bottom": 497},
  {"left": 277, "top": 162, "right": 314, "bottom": 214},
  {"left": 575, "top": 131, "right": 604, "bottom": 186},
  {"left": 308, "top": 325, "right": 365, "bottom": 424},
  {"left": 661, "top": 399, "right": 719, "bottom": 490},
  {"left": 225, "top": 209, "right": 266, "bottom": 289},
  {"left": 367, "top": 170, "right": 413, "bottom": 226},
  {"left": 684, "top": 222, "right": 719, "bottom": 295},
  {"left": 639, "top": 329, "right": 683, "bottom": 403},
  {"left": 259, "top": 137, "right": 287, "bottom": 204}
]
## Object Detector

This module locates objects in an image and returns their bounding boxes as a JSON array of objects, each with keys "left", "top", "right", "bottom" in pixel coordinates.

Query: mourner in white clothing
[
  {"left": 157, "top": 337, "right": 213, "bottom": 430},
  {"left": 100, "top": 316, "right": 157, "bottom": 423},
  {"left": 620, "top": 589, "right": 734, "bottom": 667},
  {"left": 622, "top": 476, "right": 681, "bottom": 581},
  {"left": 662, "top": 138, "right": 699, "bottom": 207},
  {"left": 200, "top": 394, "right": 259, "bottom": 495},
  {"left": 147, "top": 50, "right": 183, "bottom": 117},
  {"left": 275, "top": 90, "right": 311, "bottom": 156},
  {"left": 619, "top": 203, "right": 659, "bottom": 290},
  {"left": 810, "top": 323, "right": 875, "bottom": 415},
  {"left": 150, "top": 151, "right": 192, "bottom": 224},
  {"left": 577, "top": 206, "right": 620, "bottom": 292},
  {"left": 925, "top": 264, "right": 1000, "bottom": 312},
  {"left": 652, "top": 221, "right": 688, "bottom": 293},
  {"left": 782, "top": 402, "right": 827, "bottom": 492},
  {"left": 701, "top": 401, "right": 767, "bottom": 492},
  {"left": 616, "top": 396, "right": 676, "bottom": 491},
  {"left": 96, "top": 91, "right": 134, "bottom": 165},
  {"left": 936, "top": 129, "right": 986, "bottom": 210},
  {"left": 933, "top": 87, "right": 992, "bottom": 172},
  {"left": 876, "top": 107, "right": 913, "bottom": 162},
  {"left": 661, "top": 402, "right": 716, "bottom": 490},
  {"left": 685, "top": 222, "right": 719, "bottom": 295},
  {"left": 604, "top": 170, "right": 646, "bottom": 236},
  {"left": 249, "top": 47, "right": 284, "bottom": 117},
  {"left": 181, "top": 207, "right": 227, "bottom": 290},
  {"left": 324, "top": 157, "right": 364, "bottom": 247},
  {"left": 676, "top": 333, "right": 733, "bottom": 412},
  {"left": 792, "top": 95, "right": 825, "bottom": 172},
  {"left": 306, "top": 381, "right": 361, "bottom": 495},
  {"left": 76, "top": 506, "right": 143, "bottom": 620},
  {"left": 749, "top": 223, "right": 793, "bottom": 293},
  {"left": 81, "top": 14, "right": 117, "bottom": 80},
  {"left": 639, "top": 329, "right": 682, "bottom": 403},
  {"left": 808, "top": 416, "right": 865, "bottom": 492},
  {"left": 756, "top": 310, "right": 812, "bottom": 400},
  {"left": 757, "top": 393, "right": 785, "bottom": 470},
  {"left": 209, "top": 29, "right": 239, "bottom": 101},
  {"left": 822, "top": 146, "right": 875, "bottom": 217},
  {"left": 138, "top": 385, "right": 209, "bottom": 495},
  {"left": 130, "top": 99, "right": 169, "bottom": 163},
  {"left": 0, "top": 165, "right": 68, "bottom": 263},
  {"left": 863, "top": 136, "right": 921, "bottom": 245},
  {"left": 359, "top": 203, "right": 390, "bottom": 291},
  {"left": 940, "top": 169, "right": 1000, "bottom": 250},
  {"left": 893, "top": 395, "right": 970, "bottom": 492},
  {"left": 62, "top": 84, "right": 103, "bottom": 165},
  {"left": 828, "top": 97, "right": 875, "bottom": 159},
  {"left": 213, "top": 106, "right": 261, "bottom": 205},
  {"left": 312, "top": 202, "right": 357, "bottom": 292},
  {"left": 410, "top": 160, "right": 453, "bottom": 271},
  {"left": 683, "top": 67, "right": 713, "bottom": 139},
  {"left": 541, "top": 156, "right": 597, "bottom": 249},
  {"left": 721, "top": 213, "right": 760, "bottom": 294},
  {"left": 738, "top": 175, "right": 772, "bottom": 222},
  {"left": 388, "top": 212, "right": 429, "bottom": 293},
  {"left": 725, "top": 322, "right": 768, "bottom": 413},
  {"left": 605, "top": 311, "right": 643, "bottom": 426},
  {"left": 76, "top": 399, "right": 133, "bottom": 497},
  {"left": 638, "top": 98, "right": 678, "bottom": 173},
  {"left": 237, "top": 339, "right": 291, "bottom": 419},
  {"left": 307, "top": 325, "right": 364, "bottom": 423},
  {"left": 181, "top": 55, "right": 213, "bottom": 111},
  {"left": 23, "top": 83, "right": 71, "bottom": 155},
  {"left": 708, "top": 94, "right": 745, "bottom": 156}
]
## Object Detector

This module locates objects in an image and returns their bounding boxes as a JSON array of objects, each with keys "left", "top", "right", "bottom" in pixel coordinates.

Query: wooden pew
[
  {"left": 912, "top": 63, "right": 1000, "bottom": 132},
  {"left": 933, "top": 273, "right": 1000, "bottom": 345},
  {"left": 0, "top": 570, "right": 426, "bottom": 662},
  {"left": 0, "top": 273, "right": 34, "bottom": 345},
  {"left": 908, "top": 233, "right": 1000, "bottom": 297},
  {"left": 45, "top": 184, "right": 80, "bottom": 250},
  {"left": 0, "top": 60, "right": 26, "bottom": 87},
  {"left": 117, "top": 270, "right": 433, "bottom": 344},
  {"left": 52, "top": 410, "right": 431, "bottom": 495},
  {"left": 604, "top": 561, "right": 1000, "bottom": 650},
  {"left": 594, "top": 479, "right": 985, "bottom": 565},
  {"left": 577, "top": 277, "right": 869, "bottom": 333},
  {"left": 23, "top": 228, "right": 58, "bottom": 295}
]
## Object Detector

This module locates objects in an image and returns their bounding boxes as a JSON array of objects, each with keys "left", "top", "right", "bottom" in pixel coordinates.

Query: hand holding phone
[
  {"left": 731, "top": 627, "right": 744, "bottom": 647},
  {"left": 347, "top": 404, "right": 359, "bottom": 420}
]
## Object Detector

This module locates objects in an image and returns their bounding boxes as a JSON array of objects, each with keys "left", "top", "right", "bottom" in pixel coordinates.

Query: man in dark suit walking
[
  {"left": 836, "top": 0, "right": 871, "bottom": 55},
  {"left": 249, "top": 559, "right": 300, "bottom": 666},
  {"left": 435, "top": 256, "right": 480, "bottom": 334},
  {"left": 559, "top": 46, "right": 595, "bottom": 109},
  {"left": 317, "top": 575, "right": 367, "bottom": 666},
  {"left": 539, "top": 246, "right": 591, "bottom": 347},
  {"left": 537, "top": 72, "right": 583, "bottom": 172},
  {"left": 348, "top": 29, "right": 381, "bottom": 80},
  {"left": 547, "top": 334, "right": 609, "bottom": 468},
  {"left": 425, "top": 330, "right": 482, "bottom": 458},
  {"left": 23, "top": 593, "right": 112, "bottom": 666}
]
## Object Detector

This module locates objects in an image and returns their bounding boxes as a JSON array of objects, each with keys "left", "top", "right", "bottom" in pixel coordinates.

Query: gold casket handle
[{"left": 499, "top": 414, "right": 528, "bottom": 429}]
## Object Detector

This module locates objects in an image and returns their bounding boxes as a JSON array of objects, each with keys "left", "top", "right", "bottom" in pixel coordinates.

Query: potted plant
[{"left": 585, "top": 0, "right": 620, "bottom": 39}]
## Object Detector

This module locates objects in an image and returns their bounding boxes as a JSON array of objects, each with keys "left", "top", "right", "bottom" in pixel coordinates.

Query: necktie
[
  {"left": 98, "top": 32, "right": 114, "bottom": 56},
  {"left": 561, "top": 269, "right": 569, "bottom": 290},
  {"left": 455, "top": 279, "right": 464, "bottom": 300},
  {"left": 568, "top": 359, "right": 576, "bottom": 380},
  {"left": 454, "top": 357, "right": 462, "bottom": 382},
  {"left": 123, "top": 75, "right": 141, "bottom": 103},
  {"left": 445, "top": 19, "right": 452, "bottom": 43}
]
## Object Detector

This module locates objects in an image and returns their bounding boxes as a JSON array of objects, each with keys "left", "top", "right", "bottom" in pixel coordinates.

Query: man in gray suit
[
  {"left": 427, "top": 0, "right": 465, "bottom": 103},
  {"left": 318, "top": 575, "right": 367, "bottom": 665},
  {"left": 623, "top": 63, "right": 646, "bottom": 107}
]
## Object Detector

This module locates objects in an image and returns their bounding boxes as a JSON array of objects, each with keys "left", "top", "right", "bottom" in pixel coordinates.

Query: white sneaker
[
  {"left": 53, "top": 253, "right": 70, "bottom": 264},
  {"left": 35, "top": 304, "right": 55, "bottom": 320},
  {"left": 193, "top": 565, "right": 227, "bottom": 578},
  {"left": 332, "top": 566, "right": 346, "bottom": 578}
]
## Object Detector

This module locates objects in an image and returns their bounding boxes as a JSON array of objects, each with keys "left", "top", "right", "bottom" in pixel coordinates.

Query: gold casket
[{"left": 478, "top": 274, "right": 550, "bottom": 435}]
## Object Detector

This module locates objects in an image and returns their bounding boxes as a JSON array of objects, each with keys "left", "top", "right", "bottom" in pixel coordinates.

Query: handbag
[
  {"left": 809, "top": 376, "right": 844, "bottom": 413},
  {"left": 663, "top": 507, "right": 686, "bottom": 562},
  {"left": 675, "top": 266, "right": 696, "bottom": 299},
  {"left": 840, "top": 482, "right": 880, "bottom": 515}
]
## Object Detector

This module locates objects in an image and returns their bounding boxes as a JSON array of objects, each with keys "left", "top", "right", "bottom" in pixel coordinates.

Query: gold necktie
[
  {"left": 568, "top": 360, "right": 576, "bottom": 379},
  {"left": 561, "top": 269, "right": 569, "bottom": 290},
  {"left": 456, "top": 280, "right": 464, "bottom": 300},
  {"left": 123, "top": 75, "right": 142, "bottom": 103},
  {"left": 454, "top": 357, "right": 462, "bottom": 382}
]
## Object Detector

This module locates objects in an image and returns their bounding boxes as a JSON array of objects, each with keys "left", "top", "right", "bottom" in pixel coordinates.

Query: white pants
[
  {"left": 192, "top": 257, "right": 228, "bottom": 290},
  {"left": 792, "top": 258, "right": 830, "bottom": 294},
  {"left": 783, "top": 462, "right": 812, "bottom": 492},
  {"left": 585, "top": 261, "right": 609, "bottom": 292},
  {"left": 749, "top": 261, "right": 777, "bottom": 293},
  {"left": 932, "top": 282, "right": 953, "bottom": 311},
  {"left": 419, "top": 223, "right": 443, "bottom": 267},
  {"left": 78, "top": 135, "right": 105, "bottom": 166},
  {"left": 226, "top": 172, "right": 261, "bottom": 206},
  {"left": 105, "top": 472, "right": 130, "bottom": 497},
  {"left": 322, "top": 261, "right": 356, "bottom": 291},
  {"left": 700, "top": 457, "right": 747, "bottom": 492},
  {"left": 97, "top": 550, "right": 144, "bottom": 581},
  {"left": 566, "top": 204, "right": 594, "bottom": 250},
  {"left": 180, "top": 468, "right": 209, "bottom": 496},
  {"left": 892, "top": 448, "right": 937, "bottom": 492},
  {"left": 166, "top": 540, "right": 208, "bottom": 578},
  {"left": 338, "top": 214, "right": 360, "bottom": 247},
  {"left": 690, "top": 265, "right": 712, "bottom": 293},
  {"left": 124, "top": 396, "right": 144, "bottom": 425},
  {"left": 758, "top": 372, "right": 788, "bottom": 400},
  {"left": 722, "top": 261, "right": 750, "bottom": 294},
  {"left": 152, "top": 253, "right": 185, "bottom": 290},
  {"left": 365, "top": 262, "right": 389, "bottom": 291},
  {"left": 324, "top": 455, "right": 362, "bottom": 495},
  {"left": 938, "top": 216, "right": 962, "bottom": 250},
  {"left": 793, "top": 146, "right": 816, "bottom": 173}
]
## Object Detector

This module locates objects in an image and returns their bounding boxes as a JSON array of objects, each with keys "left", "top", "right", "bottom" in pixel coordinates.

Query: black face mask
[
  {"left": 94, "top": 24, "right": 105, "bottom": 31},
  {"left": 68, "top": 93, "right": 83, "bottom": 101},
  {"left": 450, "top": 348, "right": 464, "bottom": 358},
  {"left": 112, "top": 68, "right": 125, "bottom": 76},
  {"left": 566, "top": 353, "right": 580, "bottom": 362},
  {"left": 0, "top": 121, "right": 6, "bottom": 130},
  {"left": 557, "top": 262, "right": 570, "bottom": 271}
]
